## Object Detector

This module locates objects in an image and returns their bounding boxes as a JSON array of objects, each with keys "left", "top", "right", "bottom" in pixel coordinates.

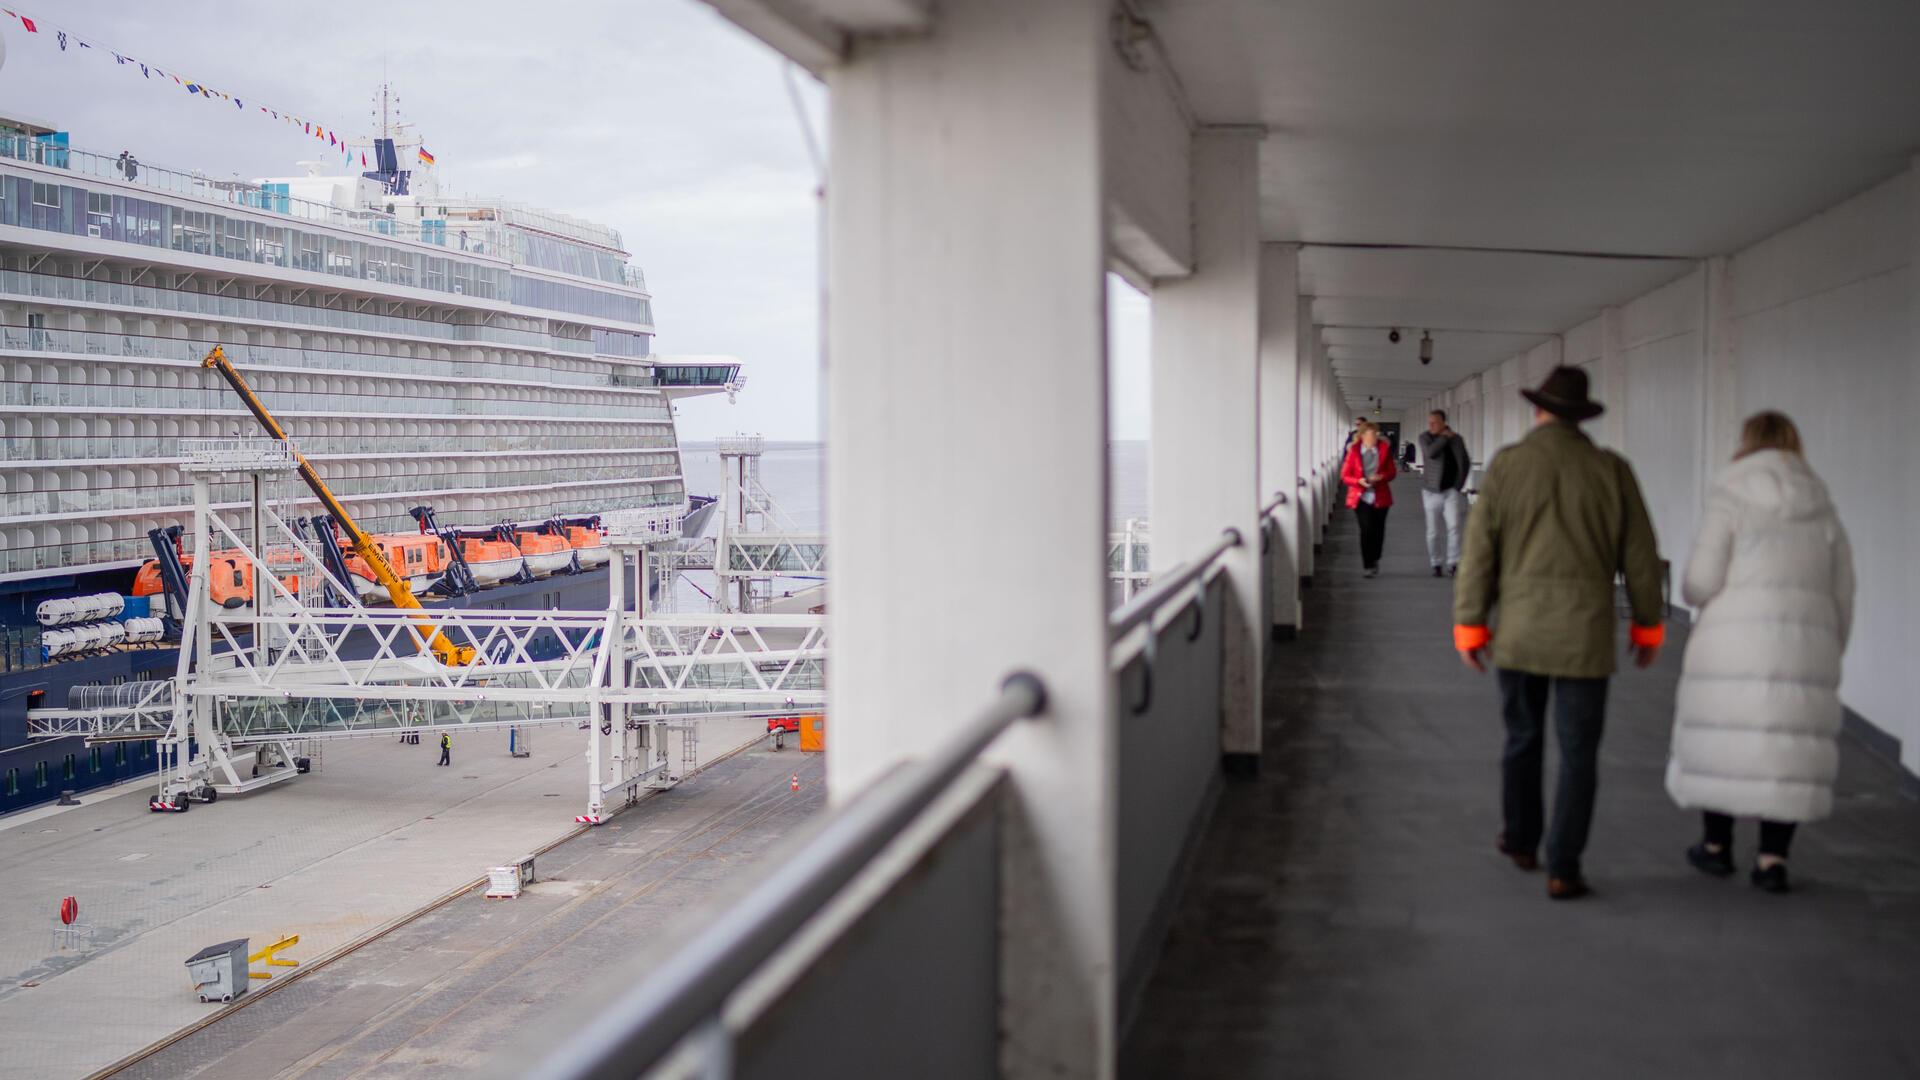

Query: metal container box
[{"left": 185, "top": 938, "right": 250, "bottom": 1003}]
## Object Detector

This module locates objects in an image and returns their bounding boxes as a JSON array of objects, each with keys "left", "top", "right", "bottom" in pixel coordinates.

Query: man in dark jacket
[
  {"left": 1416, "top": 410, "right": 1472, "bottom": 577},
  {"left": 438, "top": 731, "right": 452, "bottom": 767},
  {"left": 1453, "top": 367, "right": 1665, "bottom": 901}
]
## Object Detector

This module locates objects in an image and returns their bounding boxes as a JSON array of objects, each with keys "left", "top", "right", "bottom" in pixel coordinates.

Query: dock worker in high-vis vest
[{"left": 439, "top": 731, "right": 452, "bottom": 767}]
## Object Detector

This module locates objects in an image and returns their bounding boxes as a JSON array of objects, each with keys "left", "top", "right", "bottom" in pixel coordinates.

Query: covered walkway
[
  {"left": 1128, "top": 474, "right": 1920, "bottom": 1078},
  {"left": 526, "top": 3, "right": 1920, "bottom": 1077}
]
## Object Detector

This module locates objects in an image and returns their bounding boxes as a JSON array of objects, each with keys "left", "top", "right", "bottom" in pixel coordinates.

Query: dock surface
[
  {"left": 0, "top": 719, "right": 779, "bottom": 1079},
  {"left": 121, "top": 741, "right": 825, "bottom": 1079}
]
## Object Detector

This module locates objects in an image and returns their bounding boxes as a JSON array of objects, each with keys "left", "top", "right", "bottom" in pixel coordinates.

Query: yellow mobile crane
[{"left": 201, "top": 345, "right": 476, "bottom": 666}]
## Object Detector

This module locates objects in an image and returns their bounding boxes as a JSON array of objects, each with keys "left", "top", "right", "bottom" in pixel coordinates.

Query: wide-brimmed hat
[{"left": 1522, "top": 366, "right": 1605, "bottom": 421}]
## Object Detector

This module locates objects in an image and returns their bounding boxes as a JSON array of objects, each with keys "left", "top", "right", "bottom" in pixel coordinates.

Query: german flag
[{"left": 417, "top": 147, "right": 436, "bottom": 166}]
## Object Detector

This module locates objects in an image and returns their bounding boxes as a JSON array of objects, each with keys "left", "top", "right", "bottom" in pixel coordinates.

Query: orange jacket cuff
[
  {"left": 1630, "top": 623, "right": 1666, "bottom": 648},
  {"left": 1454, "top": 625, "right": 1491, "bottom": 651}
]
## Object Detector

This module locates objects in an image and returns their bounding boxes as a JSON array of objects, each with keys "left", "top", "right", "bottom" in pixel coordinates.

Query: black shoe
[
  {"left": 1432, "top": 566, "right": 1444, "bottom": 578},
  {"left": 1496, "top": 832, "right": 1538, "bottom": 871},
  {"left": 1687, "top": 843, "right": 1735, "bottom": 878},
  {"left": 1750, "top": 863, "right": 1791, "bottom": 894},
  {"left": 1548, "top": 875, "right": 1591, "bottom": 900},
  {"left": 1448, "top": 564, "right": 1458, "bottom": 577}
]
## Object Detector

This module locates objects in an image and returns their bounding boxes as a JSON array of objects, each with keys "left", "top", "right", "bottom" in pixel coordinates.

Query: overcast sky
[{"left": 0, "top": 0, "right": 1150, "bottom": 442}]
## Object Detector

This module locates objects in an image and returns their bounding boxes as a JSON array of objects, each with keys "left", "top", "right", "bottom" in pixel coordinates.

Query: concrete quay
[{"left": 0, "top": 718, "right": 774, "bottom": 1079}]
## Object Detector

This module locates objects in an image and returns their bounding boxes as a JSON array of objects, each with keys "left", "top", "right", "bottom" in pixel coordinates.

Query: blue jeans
[{"left": 1498, "top": 670, "right": 1609, "bottom": 879}]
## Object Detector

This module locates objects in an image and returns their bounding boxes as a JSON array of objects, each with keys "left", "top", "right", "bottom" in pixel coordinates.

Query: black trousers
[
  {"left": 1354, "top": 503, "right": 1389, "bottom": 569},
  {"left": 1703, "top": 811, "right": 1796, "bottom": 858},
  {"left": 439, "top": 745, "right": 450, "bottom": 766},
  {"left": 1498, "top": 670, "right": 1609, "bottom": 879}
]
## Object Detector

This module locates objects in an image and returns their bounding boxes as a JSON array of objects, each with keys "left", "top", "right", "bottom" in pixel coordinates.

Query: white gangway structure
[
  {"left": 711, "top": 435, "right": 826, "bottom": 613},
  {"left": 28, "top": 437, "right": 826, "bottom": 824}
]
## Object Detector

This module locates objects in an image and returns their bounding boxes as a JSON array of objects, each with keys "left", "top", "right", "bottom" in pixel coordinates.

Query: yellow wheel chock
[{"left": 247, "top": 934, "right": 300, "bottom": 980}]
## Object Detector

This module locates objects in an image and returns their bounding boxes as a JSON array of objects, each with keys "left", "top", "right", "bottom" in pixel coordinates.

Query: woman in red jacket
[{"left": 1341, "top": 420, "right": 1397, "bottom": 577}]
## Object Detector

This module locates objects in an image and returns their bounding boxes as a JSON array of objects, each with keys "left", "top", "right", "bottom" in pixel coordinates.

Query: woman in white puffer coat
[{"left": 1667, "top": 412, "right": 1855, "bottom": 894}]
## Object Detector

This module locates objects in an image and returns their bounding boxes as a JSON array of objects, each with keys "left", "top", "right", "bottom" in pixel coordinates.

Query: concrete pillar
[
  {"left": 1319, "top": 342, "right": 1338, "bottom": 545},
  {"left": 1597, "top": 306, "right": 1626, "bottom": 449},
  {"left": 1259, "top": 244, "right": 1302, "bottom": 636},
  {"left": 1700, "top": 255, "right": 1738, "bottom": 471},
  {"left": 1905, "top": 155, "right": 1920, "bottom": 778},
  {"left": 823, "top": 1, "right": 1116, "bottom": 1074},
  {"left": 1150, "top": 131, "right": 1264, "bottom": 766},
  {"left": 1295, "top": 300, "right": 1317, "bottom": 583}
]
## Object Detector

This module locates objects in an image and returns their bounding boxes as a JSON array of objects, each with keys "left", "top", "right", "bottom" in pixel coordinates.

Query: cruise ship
[{"left": 0, "top": 109, "right": 735, "bottom": 813}]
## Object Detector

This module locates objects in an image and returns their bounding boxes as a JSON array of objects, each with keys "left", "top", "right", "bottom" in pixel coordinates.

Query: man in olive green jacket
[{"left": 1453, "top": 366, "right": 1665, "bottom": 900}]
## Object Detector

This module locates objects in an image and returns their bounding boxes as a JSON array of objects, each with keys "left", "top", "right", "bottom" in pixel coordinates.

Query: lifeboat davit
[
  {"left": 461, "top": 537, "right": 526, "bottom": 586},
  {"left": 344, "top": 533, "right": 450, "bottom": 603},
  {"left": 514, "top": 531, "right": 575, "bottom": 577},
  {"left": 562, "top": 524, "right": 610, "bottom": 568}
]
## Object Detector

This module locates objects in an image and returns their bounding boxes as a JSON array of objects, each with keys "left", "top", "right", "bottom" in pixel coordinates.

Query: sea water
[{"left": 672, "top": 441, "right": 1150, "bottom": 608}]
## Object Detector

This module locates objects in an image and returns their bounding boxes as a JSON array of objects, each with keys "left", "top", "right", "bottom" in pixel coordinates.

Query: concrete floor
[
  {"left": 121, "top": 741, "right": 825, "bottom": 1080},
  {"left": 1126, "top": 476, "right": 1920, "bottom": 1079},
  {"left": 0, "top": 717, "right": 769, "bottom": 1080}
]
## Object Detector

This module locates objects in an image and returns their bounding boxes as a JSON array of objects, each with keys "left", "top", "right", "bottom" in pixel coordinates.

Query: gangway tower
[
  {"left": 714, "top": 436, "right": 825, "bottom": 613},
  {"left": 159, "top": 437, "right": 315, "bottom": 806}
]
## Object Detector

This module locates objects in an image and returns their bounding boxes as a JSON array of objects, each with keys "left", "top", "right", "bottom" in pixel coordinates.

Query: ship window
[
  {"left": 233, "top": 568, "right": 245, "bottom": 587},
  {"left": 36, "top": 761, "right": 48, "bottom": 787},
  {"left": 31, "top": 182, "right": 59, "bottom": 208},
  {"left": 89, "top": 747, "right": 101, "bottom": 773},
  {"left": 5, "top": 769, "right": 16, "bottom": 796},
  {"left": 115, "top": 744, "right": 126, "bottom": 766},
  {"left": 63, "top": 753, "right": 76, "bottom": 780}
]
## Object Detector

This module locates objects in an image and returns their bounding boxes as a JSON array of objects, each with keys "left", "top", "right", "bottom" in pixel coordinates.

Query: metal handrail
[
  {"left": 533, "top": 672, "right": 1050, "bottom": 1080},
  {"left": 1260, "top": 490, "right": 1290, "bottom": 518},
  {"left": 1107, "top": 527, "right": 1242, "bottom": 641}
]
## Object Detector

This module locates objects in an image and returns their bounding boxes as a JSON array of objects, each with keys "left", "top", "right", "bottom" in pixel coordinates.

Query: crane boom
[{"left": 200, "top": 345, "right": 475, "bottom": 665}]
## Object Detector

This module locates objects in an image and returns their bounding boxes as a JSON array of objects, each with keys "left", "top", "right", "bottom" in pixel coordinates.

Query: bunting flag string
[{"left": 1, "top": 5, "right": 364, "bottom": 164}]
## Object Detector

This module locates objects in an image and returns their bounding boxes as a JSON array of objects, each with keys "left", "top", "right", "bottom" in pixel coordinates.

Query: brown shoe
[
  {"left": 1547, "top": 876, "right": 1590, "bottom": 900},
  {"left": 1496, "top": 832, "right": 1538, "bottom": 871}
]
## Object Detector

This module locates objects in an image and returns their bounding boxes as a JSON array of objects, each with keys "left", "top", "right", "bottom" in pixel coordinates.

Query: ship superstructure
[{"left": 0, "top": 107, "right": 740, "bottom": 810}]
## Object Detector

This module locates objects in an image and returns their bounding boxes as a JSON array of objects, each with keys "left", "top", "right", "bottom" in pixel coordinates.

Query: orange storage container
[{"left": 798, "top": 714, "right": 825, "bottom": 753}]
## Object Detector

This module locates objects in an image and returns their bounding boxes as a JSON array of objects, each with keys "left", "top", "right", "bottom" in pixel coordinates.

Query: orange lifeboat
[
  {"left": 561, "top": 524, "right": 610, "bottom": 568},
  {"left": 343, "top": 534, "right": 450, "bottom": 603},
  {"left": 514, "top": 531, "right": 574, "bottom": 577},
  {"left": 461, "top": 537, "right": 526, "bottom": 586},
  {"left": 134, "top": 550, "right": 300, "bottom": 607}
]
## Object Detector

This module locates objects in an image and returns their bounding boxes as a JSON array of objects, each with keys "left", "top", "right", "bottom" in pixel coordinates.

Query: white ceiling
[
  {"left": 1303, "top": 246, "right": 1697, "bottom": 408},
  {"left": 1149, "top": 0, "right": 1920, "bottom": 408}
]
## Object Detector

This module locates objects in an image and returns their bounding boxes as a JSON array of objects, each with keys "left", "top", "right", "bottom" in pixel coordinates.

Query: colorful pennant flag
[
  {"left": 417, "top": 147, "right": 435, "bottom": 166},
  {"left": 6, "top": 5, "right": 365, "bottom": 171}
]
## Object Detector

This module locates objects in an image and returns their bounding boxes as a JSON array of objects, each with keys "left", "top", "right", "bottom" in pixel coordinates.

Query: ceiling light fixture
[{"left": 1419, "top": 330, "right": 1434, "bottom": 366}]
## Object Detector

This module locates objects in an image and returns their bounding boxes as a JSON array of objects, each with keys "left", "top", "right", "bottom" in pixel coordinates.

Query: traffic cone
[{"left": 790, "top": 773, "right": 799, "bottom": 793}]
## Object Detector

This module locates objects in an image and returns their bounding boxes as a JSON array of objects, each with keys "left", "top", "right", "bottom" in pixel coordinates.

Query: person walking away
[
  {"left": 439, "top": 731, "right": 451, "bottom": 767},
  {"left": 1341, "top": 420, "right": 1397, "bottom": 578},
  {"left": 1667, "top": 412, "right": 1853, "bottom": 894},
  {"left": 1417, "top": 410, "right": 1472, "bottom": 578},
  {"left": 1453, "top": 366, "right": 1665, "bottom": 900}
]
